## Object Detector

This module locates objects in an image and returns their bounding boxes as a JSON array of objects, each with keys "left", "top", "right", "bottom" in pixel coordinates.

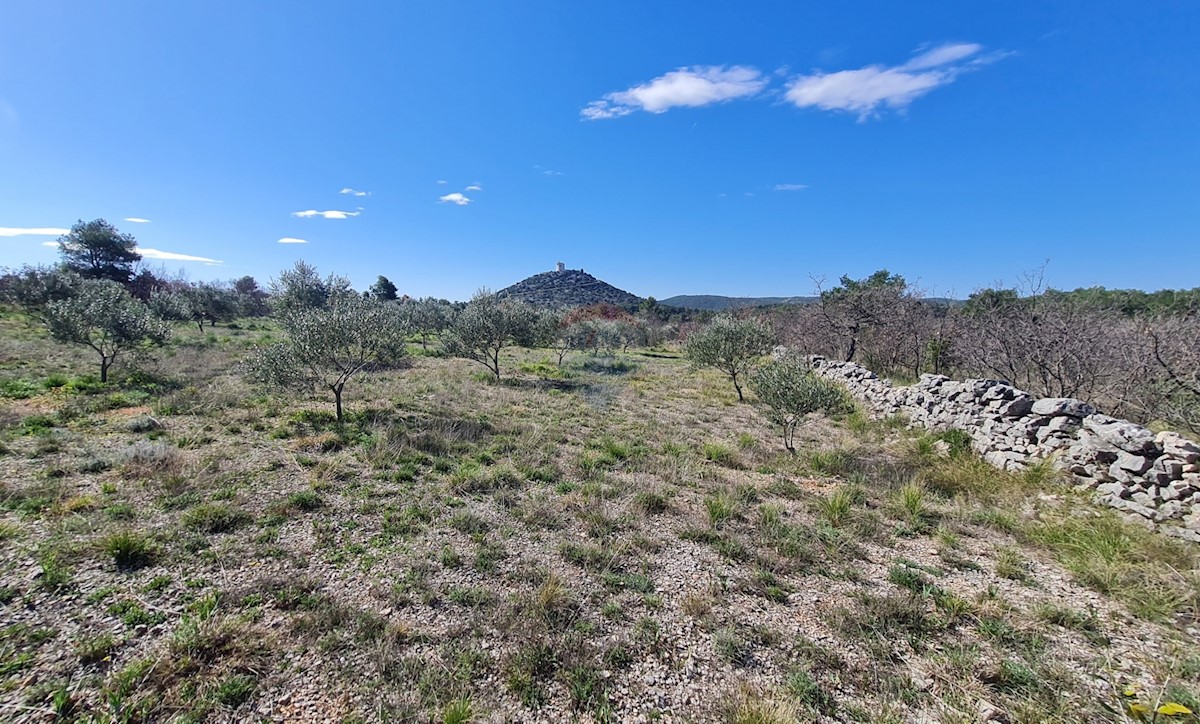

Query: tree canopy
[
  {"left": 683, "top": 314, "right": 776, "bottom": 402},
  {"left": 57, "top": 219, "right": 142, "bottom": 285},
  {"left": 44, "top": 279, "right": 171, "bottom": 382},
  {"left": 244, "top": 291, "right": 410, "bottom": 421},
  {"left": 442, "top": 290, "right": 537, "bottom": 379}
]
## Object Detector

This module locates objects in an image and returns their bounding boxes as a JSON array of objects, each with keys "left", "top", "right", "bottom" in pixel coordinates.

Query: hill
[
  {"left": 497, "top": 267, "right": 641, "bottom": 307},
  {"left": 659, "top": 294, "right": 817, "bottom": 311}
]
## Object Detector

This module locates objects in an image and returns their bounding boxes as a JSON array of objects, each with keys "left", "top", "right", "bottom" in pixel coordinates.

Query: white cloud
[
  {"left": 41, "top": 241, "right": 58, "bottom": 247},
  {"left": 436, "top": 180, "right": 447, "bottom": 185},
  {"left": 139, "top": 248, "right": 223, "bottom": 264},
  {"left": 465, "top": 184, "right": 482, "bottom": 191},
  {"left": 277, "top": 237, "right": 308, "bottom": 244},
  {"left": 773, "top": 184, "right": 809, "bottom": 191},
  {"left": 438, "top": 193, "right": 470, "bottom": 206},
  {"left": 0, "top": 227, "right": 68, "bottom": 237},
  {"left": 339, "top": 188, "right": 370, "bottom": 197},
  {"left": 124, "top": 217, "right": 151, "bottom": 223},
  {"left": 543, "top": 169, "right": 564, "bottom": 176},
  {"left": 784, "top": 43, "right": 987, "bottom": 120},
  {"left": 582, "top": 65, "right": 767, "bottom": 119},
  {"left": 291, "top": 209, "right": 361, "bottom": 219}
]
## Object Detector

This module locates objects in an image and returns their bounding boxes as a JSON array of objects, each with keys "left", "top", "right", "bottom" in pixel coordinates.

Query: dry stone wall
[{"left": 807, "top": 355, "right": 1200, "bottom": 543}]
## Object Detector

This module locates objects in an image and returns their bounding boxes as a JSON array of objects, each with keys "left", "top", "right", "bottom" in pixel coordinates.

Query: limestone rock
[{"left": 1031, "top": 398, "right": 1095, "bottom": 417}]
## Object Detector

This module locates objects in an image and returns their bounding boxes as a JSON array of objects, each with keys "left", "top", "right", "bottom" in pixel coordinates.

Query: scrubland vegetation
[{"left": 1, "top": 221, "right": 1198, "bottom": 722}]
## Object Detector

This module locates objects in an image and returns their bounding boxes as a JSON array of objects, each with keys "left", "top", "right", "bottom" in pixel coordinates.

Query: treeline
[{"left": 770, "top": 270, "right": 1200, "bottom": 433}]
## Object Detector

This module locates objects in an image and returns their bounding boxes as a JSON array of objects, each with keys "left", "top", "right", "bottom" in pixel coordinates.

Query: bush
[{"left": 749, "top": 354, "right": 853, "bottom": 452}]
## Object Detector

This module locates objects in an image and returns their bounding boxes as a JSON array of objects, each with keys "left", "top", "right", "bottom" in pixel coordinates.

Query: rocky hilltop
[{"left": 496, "top": 267, "right": 641, "bottom": 308}]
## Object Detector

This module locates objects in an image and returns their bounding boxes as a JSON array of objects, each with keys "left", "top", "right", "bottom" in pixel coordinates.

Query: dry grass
[{"left": 0, "top": 311, "right": 1197, "bottom": 722}]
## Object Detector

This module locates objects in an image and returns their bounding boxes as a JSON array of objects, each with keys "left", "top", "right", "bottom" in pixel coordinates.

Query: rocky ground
[{"left": 1, "top": 316, "right": 1198, "bottom": 723}]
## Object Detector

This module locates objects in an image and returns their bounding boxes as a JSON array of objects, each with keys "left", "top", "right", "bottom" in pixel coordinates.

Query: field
[{"left": 1, "top": 314, "right": 1198, "bottom": 723}]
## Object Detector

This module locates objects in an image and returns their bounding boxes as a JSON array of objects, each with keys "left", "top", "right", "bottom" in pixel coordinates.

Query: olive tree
[
  {"left": 442, "top": 290, "right": 536, "bottom": 379},
  {"left": 244, "top": 292, "right": 410, "bottom": 421},
  {"left": 406, "top": 297, "right": 456, "bottom": 350},
  {"left": 1, "top": 266, "right": 82, "bottom": 322},
  {"left": 683, "top": 314, "right": 776, "bottom": 402},
  {"left": 750, "top": 353, "right": 853, "bottom": 452},
  {"left": 269, "top": 260, "right": 353, "bottom": 314},
  {"left": 43, "top": 279, "right": 171, "bottom": 382}
]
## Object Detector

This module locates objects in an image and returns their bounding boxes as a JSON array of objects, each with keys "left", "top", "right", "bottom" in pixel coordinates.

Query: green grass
[{"left": 101, "top": 530, "right": 155, "bottom": 570}]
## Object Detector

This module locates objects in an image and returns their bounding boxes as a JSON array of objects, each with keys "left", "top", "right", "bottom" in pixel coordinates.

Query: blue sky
[{"left": 1, "top": 1, "right": 1197, "bottom": 301}]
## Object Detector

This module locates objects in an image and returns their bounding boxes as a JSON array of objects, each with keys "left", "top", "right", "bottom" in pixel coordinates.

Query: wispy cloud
[
  {"left": 139, "top": 248, "right": 223, "bottom": 264},
  {"left": 291, "top": 209, "right": 361, "bottom": 219},
  {"left": 1, "top": 227, "right": 68, "bottom": 237},
  {"left": 41, "top": 241, "right": 58, "bottom": 247},
  {"left": 465, "top": 184, "right": 482, "bottom": 191},
  {"left": 436, "top": 180, "right": 447, "bottom": 185},
  {"left": 124, "top": 217, "right": 151, "bottom": 223},
  {"left": 773, "top": 184, "right": 809, "bottom": 191},
  {"left": 438, "top": 193, "right": 470, "bottom": 206},
  {"left": 784, "top": 43, "right": 989, "bottom": 120},
  {"left": 582, "top": 65, "right": 767, "bottom": 120},
  {"left": 277, "top": 237, "right": 308, "bottom": 244},
  {"left": 339, "top": 188, "right": 370, "bottom": 197}
]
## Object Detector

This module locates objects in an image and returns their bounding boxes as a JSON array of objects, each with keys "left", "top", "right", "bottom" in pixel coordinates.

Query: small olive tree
[
  {"left": 442, "top": 290, "right": 536, "bottom": 379},
  {"left": 244, "top": 292, "right": 410, "bottom": 421},
  {"left": 750, "top": 354, "right": 853, "bottom": 452},
  {"left": 683, "top": 314, "right": 776, "bottom": 401},
  {"left": 43, "top": 279, "right": 171, "bottom": 382},
  {"left": 1, "top": 266, "right": 82, "bottom": 322}
]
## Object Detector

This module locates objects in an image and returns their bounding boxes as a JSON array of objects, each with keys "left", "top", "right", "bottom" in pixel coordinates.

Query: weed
[
  {"left": 183, "top": 503, "right": 251, "bottom": 534},
  {"left": 815, "top": 485, "right": 859, "bottom": 527},
  {"left": 995, "top": 547, "right": 1034, "bottom": 583},
  {"left": 705, "top": 492, "right": 738, "bottom": 527},
  {"left": 101, "top": 530, "right": 155, "bottom": 570}
]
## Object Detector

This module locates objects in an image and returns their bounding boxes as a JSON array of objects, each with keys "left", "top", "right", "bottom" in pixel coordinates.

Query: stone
[
  {"left": 1156, "top": 501, "right": 1183, "bottom": 521},
  {"left": 995, "top": 396, "right": 1034, "bottom": 417},
  {"left": 1031, "top": 397, "right": 1096, "bottom": 417},
  {"left": 1115, "top": 452, "right": 1153, "bottom": 475},
  {"left": 1085, "top": 417, "right": 1158, "bottom": 454},
  {"left": 1152, "top": 457, "right": 1185, "bottom": 480},
  {"left": 1156, "top": 431, "right": 1200, "bottom": 463}
]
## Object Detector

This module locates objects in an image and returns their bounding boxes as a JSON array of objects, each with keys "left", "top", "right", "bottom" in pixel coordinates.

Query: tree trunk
[
  {"left": 333, "top": 384, "right": 344, "bottom": 422},
  {"left": 100, "top": 357, "right": 110, "bottom": 383}
]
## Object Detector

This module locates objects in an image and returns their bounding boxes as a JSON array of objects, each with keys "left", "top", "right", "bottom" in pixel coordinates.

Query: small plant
[
  {"left": 815, "top": 485, "right": 858, "bottom": 527},
  {"left": 995, "top": 547, "right": 1034, "bottom": 584},
  {"left": 749, "top": 353, "right": 853, "bottom": 451},
  {"left": 212, "top": 673, "right": 256, "bottom": 707},
  {"left": 714, "top": 626, "right": 748, "bottom": 665},
  {"left": 896, "top": 480, "right": 932, "bottom": 528},
  {"left": 703, "top": 442, "right": 738, "bottom": 466},
  {"left": 101, "top": 530, "right": 154, "bottom": 570},
  {"left": 705, "top": 492, "right": 737, "bottom": 527},
  {"left": 76, "top": 632, "right": 117, "bottom": 664},
  {"left": 632, "top": 490, "right": 668, "bottom": 515},
  {"left": 38, "top": 550, "right": 72, "bottom": 591},
  {"left": 183, "top": 503, "right": 251, "bottom": 534},
  {"left": 442, "top": 697, "right": 474, "bottom": 724}
]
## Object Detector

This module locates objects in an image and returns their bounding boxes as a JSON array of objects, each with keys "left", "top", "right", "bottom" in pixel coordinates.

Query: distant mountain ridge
[
  {"left": 497, "top": 268, "right": 642, "bottom": 308},
  {"left": 659, "top": 294, "right": 817, "bottom": 311},
  {"left": 659, "top": 294, "right": 963, "bottom": 311}
]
